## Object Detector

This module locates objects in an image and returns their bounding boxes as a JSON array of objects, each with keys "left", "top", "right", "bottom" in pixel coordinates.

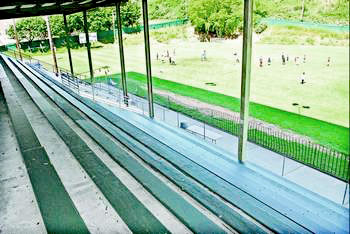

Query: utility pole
[
  {"left": 12, "top": 19, "right": 22, "bottom": 61},
  {"left": 45, "top": 16, "right": 58, "bottom": 74},
  {"left": 300, "top": 0, "right": 305, "bottom": 21},
  {"left": 112, "top": 11, "right": 117, "bottom": 43}
]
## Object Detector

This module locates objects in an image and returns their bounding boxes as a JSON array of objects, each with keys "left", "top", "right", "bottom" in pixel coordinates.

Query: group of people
[{"left": 156, "top": 49, "right": 176, "bottom": 65}]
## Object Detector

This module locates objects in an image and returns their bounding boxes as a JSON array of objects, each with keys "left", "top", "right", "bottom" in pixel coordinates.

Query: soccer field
[{"left": 34, "top": 39, "right": 349, "bottom": 127}]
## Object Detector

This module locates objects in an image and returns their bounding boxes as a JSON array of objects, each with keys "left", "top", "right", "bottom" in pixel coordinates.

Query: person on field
[
  {"left": 156, "top": 52, "right": 159, "bottom": 60},
  {"left": 233, "top": 52, "right": 240, "bottom": 64},
  {"left": 303, "top": 54, "right": 306, "bottom": 63},
  {"left": 282, "top": 53, "right": 286, "bottom": 65},
  {"left": 286, "top": 54, "right": 289, "bottom": 62},
  {"left": 327, "top": 56, "right": 331, "bottom": 66},
  {"left": 171, "top": 55, "right": 176, "bottom": 65},
  {"left": 201, "top": 50, "right": 207, "bottom": 61},
  {"left": 300, "top": 72, "right": 306, "bottom": 84},
  {"left": 259, "top": 57, "right": 263, "bottom": 67},
  {"left": 267, "top": 57, "right": 271, "bottom": 66},
  {"left": 295, "top": 56, "right": 300, "bottom": 65}
]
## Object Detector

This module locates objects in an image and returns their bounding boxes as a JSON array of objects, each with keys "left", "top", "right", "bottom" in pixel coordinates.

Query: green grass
[
  {"left": 94, "top": 71, "right": 349, "bottom": 154},
  {"left": 30, "top": 26, "right": 349, "bottom": 152},
  {"left": 32, "top": 40, "right": 349, "bottom": 128},
  {"left": 260, "top": 25, "right": 349, "bottom": 46}
]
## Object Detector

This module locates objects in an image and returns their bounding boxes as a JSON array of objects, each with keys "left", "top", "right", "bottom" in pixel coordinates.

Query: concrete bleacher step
[
  {"left": 35, "top": 61, "right": 350, "bottom": 233},
  {"left": 24, "top": 59, "right": 314, "bottom": 233},
  {"left": 0, "top": 58, "right": 89, "bottom": 233},
  {"left": 153, "top": 119, "right": 349, "bottom": 217},
  {"left": 111, "top": 110, "right": 349, "bottom": 231},
  {"left": 0, "top": 85, "right": 47, "bottom": 233},
  {"left": 10, "top": 56, "right": 231, "bottom": 233},
  {"left": 11, "top": 56, "right": 349, "bottom": 233},
  {"left": 3, "top": 55, "right": 177, "bottom": 233},
  {"left": 18, "top": 58, "right": 267, "bottom": 233}
]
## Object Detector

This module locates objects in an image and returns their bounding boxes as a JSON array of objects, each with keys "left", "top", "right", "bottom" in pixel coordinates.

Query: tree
[
  {"left": 7, "top": 17, "right": 47, "bottom": 42},
  {"left": 149, "top": 0, "right": 188, "bottom": 19},
  {"left": 120, "top": 1, "right": 141, "bottom": 27},
  {"left": 188, "top": 0, "right": 243, "bottom": 38},
  {"left": 49, "top": 2, "right": 140, "bottom": 37}
]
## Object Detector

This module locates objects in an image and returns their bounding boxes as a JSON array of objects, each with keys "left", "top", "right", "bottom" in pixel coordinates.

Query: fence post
[
  {"left": 281, "top": 155, "right": 286, "bottom": 176},
  {"left": 177, "top": 112, "right": 179, "bottom": 127},
  {"left": 203, "top": 122, "right": 206, "bottom": 140},
  {"left": 342, "top": 183, "right": 348, "bottom": 206}
]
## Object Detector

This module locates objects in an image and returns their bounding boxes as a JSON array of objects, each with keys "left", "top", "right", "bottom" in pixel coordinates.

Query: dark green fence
[
  {"left": 123, "top": 19, "right": 189, "bottom": 34},
  {"left": 260, "top": 18, "right": 350, "bottom": 32},
  {"left": 2, "top": 19, "right": 189, "bottom": 51}
]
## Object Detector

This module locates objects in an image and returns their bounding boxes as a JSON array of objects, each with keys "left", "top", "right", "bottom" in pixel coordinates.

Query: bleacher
[{"left": 0, "top": 54, "right": 349, "bottom": 233}]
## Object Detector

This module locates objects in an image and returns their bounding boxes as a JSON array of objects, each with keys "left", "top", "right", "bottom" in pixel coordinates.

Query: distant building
[{"left": 0, "top": 19, "right": 15, "bottom": 46}]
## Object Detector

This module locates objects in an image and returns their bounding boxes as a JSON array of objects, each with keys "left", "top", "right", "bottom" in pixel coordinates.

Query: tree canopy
[
  {"left": 7, "top": 17, "right": 47, "bottom": 43},
  {"left": 189, "top": 0, "right": 243, "bottom": 38},
  {"left": 7, "top": 1, "right": 141, "bottom": 41},
  {"left": 149, "top": 0, "right": 188, "bottom": 19}
]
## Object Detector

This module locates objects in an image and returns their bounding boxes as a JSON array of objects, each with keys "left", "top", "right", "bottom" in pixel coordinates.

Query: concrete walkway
[{"left": 49, "top": 73, "right": 349, "bottom": 208}]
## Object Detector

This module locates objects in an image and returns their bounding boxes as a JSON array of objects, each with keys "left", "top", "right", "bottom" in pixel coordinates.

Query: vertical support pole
[
  {"left": 112, "top": 11, "right": 117, "bottom": 44},
  {"left": 238, "top": 0, "right": 253, "bottom": 162},
  {"left": 281, "top": 155, "right": 286, "bottom": 176},
  {"left": 177, "top": 112, "right": 179, "bottom": 127},
  {"left": 45, "top": 16, "right": 58, "bottom": 74},
  {"left": 12, "top": 19, "right": 22, "bottom": 61},
  {"left": 83, "top": 10, "right": 95, "bottom": 101},
  {"left": 342, "top": 183, "right": 348, "bottom": 206},
  {"left": 116, "top": 1, "right": 129, "bottom": 106},
  {"left": 63, "top": 14, "right": 74, "bottom": 76},
  {"left": 142, "top": 0, "right": 154, "bottom": 118}
]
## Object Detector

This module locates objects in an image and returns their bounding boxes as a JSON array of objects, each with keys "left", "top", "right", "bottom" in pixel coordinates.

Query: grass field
[{"left": 33, "top": 32, "right": 349, "bottom": 128}]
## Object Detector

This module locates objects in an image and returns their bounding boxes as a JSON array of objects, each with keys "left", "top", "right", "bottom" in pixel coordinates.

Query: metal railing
[
  {"left": 3, "top": 50, "right": 349, "bottom": 183},
  {"left": 45, "top": 68, "right": 349, "bottom": 182}
]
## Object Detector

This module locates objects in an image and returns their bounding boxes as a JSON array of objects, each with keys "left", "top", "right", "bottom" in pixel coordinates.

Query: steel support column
[
  {"left": 238, "top": 0, "right": 254, "bottom": 162},
  {"left": 63, "top": 14, "right": 74, "bottom": 76},
  {"left": 83, "top": 10, "right": 95, "bottom": 101},
  {"left": 116, "top": 1, "right": 128, "bottom": 106},
  {"left": 83, "top": 11, "right": 94, "bottom": 82},
  {"left": 45, "top": 16, "right": 58, "bottom": 74},
  {"left": 12, "top": 19, "right": 22, "bottom": 61},
  {"left": 142, "top": 0, "right": 154, "bottom": 118}
]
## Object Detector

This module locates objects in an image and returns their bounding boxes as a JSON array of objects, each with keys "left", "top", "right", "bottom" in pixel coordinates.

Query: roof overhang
[{"left": 0, "top": 0, "right": 127, "bottom": 20}]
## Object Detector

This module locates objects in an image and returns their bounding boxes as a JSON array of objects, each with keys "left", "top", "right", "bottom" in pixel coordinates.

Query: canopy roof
[{"left": 0, "top": 0, "right": 126, "bottom": 20}]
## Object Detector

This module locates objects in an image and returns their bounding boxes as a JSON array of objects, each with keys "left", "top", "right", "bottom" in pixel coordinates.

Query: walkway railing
[
  {"left": 162, "top": 96, "right": 349, "bottom": 182},
  {"left": 3, "top": 50, "right": 349, "bottom": 183}
]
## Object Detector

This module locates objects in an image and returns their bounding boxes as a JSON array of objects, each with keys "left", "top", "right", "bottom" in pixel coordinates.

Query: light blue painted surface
[{"left": 99, "top": 103, "right": 349, "bottom": 233}]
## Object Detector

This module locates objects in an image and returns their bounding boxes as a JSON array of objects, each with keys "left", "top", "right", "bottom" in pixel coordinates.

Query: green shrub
[
  {"left": 255, "top": 23, "right": 268, "bottom": 34},
  {"left": 305, "top": 37, "right": 316, "bottom": 45}
]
